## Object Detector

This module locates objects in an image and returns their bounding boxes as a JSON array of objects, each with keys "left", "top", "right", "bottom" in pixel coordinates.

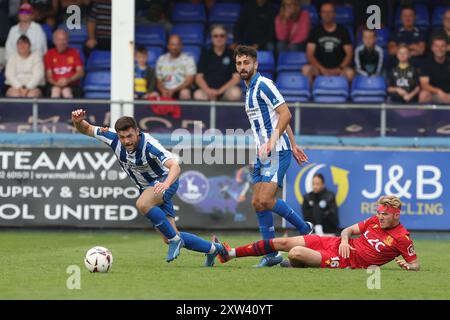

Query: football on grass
[{"left": 84, "top": 246, "right": 113, "bottom": 273}]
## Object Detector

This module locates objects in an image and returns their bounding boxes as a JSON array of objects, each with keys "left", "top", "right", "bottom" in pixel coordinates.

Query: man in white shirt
[
  {"left": 155, "top": 35, "right": 196, "bottom": 100},
  {"left": 5, "top": 3, "right": 47, "bottom": 61}
]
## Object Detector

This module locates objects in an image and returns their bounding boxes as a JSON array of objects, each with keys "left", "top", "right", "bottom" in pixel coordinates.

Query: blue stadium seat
[
  {"left": 277, "top": 52, "right": 308, "bottom": 72},
  {"left": 432, "top": 6, "right": 449, "bottom": 27},
  {"left": 335, "top": 6, "right": 354, "bottom": 27},
  {"left": 135, "top": 25, "right": 166, "bottom": 47},
  {"left": 302, "top": 5, "right": 319, "bottom": 26},
  {"left": 58, "top": 23, "right": 88, "bottom": 45},
  {"left": 395, "top": 5, "right": 430, "bottom": 29},
  {"left": 70, "top": 44, "right": 86, "bottom": 64},
  {"left": 41, "top": 23, "right": 53, "bottom": 44},
  {"left": 356, "top": 27, "right": 389, "bottom": 48},
  {"left": 84, "top": 91, "right": 111, "bottom": 99},
  {"left": 172, "top": 3, "right": 206, "bottom": 24},
  {"left": 345, "top": 25, "right": 355, "bottom": 45},
  {"left": 209, "top": 3, "right": 241, "bottom": 24},
  {"left": 86, "top": 50, "right": 111, "bottom": 71},
  {"left": 183, "top": 45, "right": 202, "bottom": 64},
  {"left": 351, "top": 75, "right": 386, "bottom": 103},
  {"left": 83, "top": 71, "right": 110, "bottom": 97},
  {"left": 312, "top": 76, "right": 349, "bottom": 103},
  {"left": 145, "top": 46, "right": 164, "bottom": 68},
  {"left": 257, "top": 51, "right": 275, "bottom": 74},
  {"left": 276, "top": 72, "right": 310, "bottom": 102},
  {"left": 171, "top": 24, "right": 204, "bottom": 46}
]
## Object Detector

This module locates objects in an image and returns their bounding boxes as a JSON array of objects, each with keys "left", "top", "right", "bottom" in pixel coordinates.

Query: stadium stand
[
  {"left": 277, "top": 51, "right": 308, "bottom": 72},
  {"left": 276, "top": 72, "right": 310, "bottom": 102},
  {"left": 135, "top": 25, "right": 166, "bottom": 48},
  {"left": 83, "top": 70, "right": 111, "bottom": 98},
  {"left": 432, "top": 6, "right": 448, "bottom": 27},
  {"left": 183, "top": 45, "right": 202, "bottom": 64},
  {"left": 86, "top": 50, "right": 111, "bottom": 71},
  {"left": 312, "top": 76, "right": 349, "bottom": 103},
  {"left": 208, "top": 3, "right": 241, "bottom": 25},
  {"left": 256, "top": 50, "right": 275, "bottom": 76},
  {"left": 171, "top": 23, "right": 204, "bottom": 46},
  {"left": 172, "top": 3, "right": 206, "bottom": 24},
  {"left": 394, "top": 4, "right": 430, "bottom": 29},
  {"left": 301, "top": 5, "right": 319, "bottom": 26},
  {"left": 351, "top": 75, "right": 387, "bottom": 103}
]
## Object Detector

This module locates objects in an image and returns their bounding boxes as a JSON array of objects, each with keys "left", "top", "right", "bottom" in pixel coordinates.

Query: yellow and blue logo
[{"left": 294, "top": 163, "right": 350, "bottom": 207}]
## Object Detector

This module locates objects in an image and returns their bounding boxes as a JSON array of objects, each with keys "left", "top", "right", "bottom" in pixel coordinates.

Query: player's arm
[
  {"left": 286, "top": 124, "right": 308, "bottom": 165},
  {"left": 395, "top": 257, "right": 420, "bottom": 271},
  {"left": 71, "top": 109, "right": 95, "bottom": 137},
  {"left": 338, "top": 223, "right": 361, "bottom": 258},
  {"left": 266, "top": 103, "right": 291, "bottom": 152},
  {"left": 153, "top": 159, "right": 180, "bottom": 194}
]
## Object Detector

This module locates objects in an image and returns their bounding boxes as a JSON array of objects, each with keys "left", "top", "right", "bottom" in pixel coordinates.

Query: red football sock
[{"left": 235, "top": 239, "right": 275, "bottom": 257}]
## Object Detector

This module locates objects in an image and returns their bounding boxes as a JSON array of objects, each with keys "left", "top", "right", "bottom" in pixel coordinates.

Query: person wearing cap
[
  {"left": 5, "top": 3, "right": 47, "bottom": 61},
  {"left": 213, "top": 195, "right": 420, "bottom": 271}
]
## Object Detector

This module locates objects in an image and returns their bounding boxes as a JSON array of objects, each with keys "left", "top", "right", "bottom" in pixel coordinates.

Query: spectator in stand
[
  {"left": 5, "top": 35, "right": 45, "bottom": 97},
  {"left": 85, "top": 0, "right": 111, "bottom": 55},
  {"left": 354, "top": 28, "right": 384, "bottom": 76},
  {"left": 233, "top": 0, "right": 277, "bottom": 51},
  {"left": 194, "top": 25, "right": 241, "bottom": 101},
  {"left": 156, "top": 34, "right": 195, "bottom": 100},
  {"left": 44, "top": 29, "right": 84, "bottom": 98},
  {"left": 302, "top": 173, "right": 339, "bottom": 236},
  {"left": 275, "top": 0, "right": 311, "bottom": 52},
  {"left": 28, "top": 0, "right": 59, "bottom": 28},
  {"left": 387, "top": 45, "right": 420, "bottom": 103},
  {"left": 419, "top": 36, "right": 450, "bottom": 104},
  {"left": 134, "top": 46, "right": 158, "bottom": 99},
  {"left": 431, "top": 8, "right": 450, "bottom": 53},
  {"left": 5, "top": 3, "right": 47, "bottom": 61},
  {"left": 135, "top": 0, "right": 172, "bottom": 33},
  {"left": 302, "top": 2, "right": 354, "bottom": 83},
  {"left": 388, "top": 6, "right": 426, "bottom": 67}
]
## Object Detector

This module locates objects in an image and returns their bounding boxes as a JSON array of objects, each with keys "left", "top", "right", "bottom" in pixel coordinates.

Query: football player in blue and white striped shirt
[
  {"left": 71, "top": 109, "right": 226, "bottom": 266},
  {"left": 230, "top": 46, "right": 313, "bottom": 267}
]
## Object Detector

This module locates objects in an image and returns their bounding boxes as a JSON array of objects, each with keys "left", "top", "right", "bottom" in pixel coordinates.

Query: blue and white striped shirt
[
  {"left": 94, "top": 126, "right": 174, "bottom": 190},
  {"left": 245, "top": 72, "right": 291, "bottom": 152}
]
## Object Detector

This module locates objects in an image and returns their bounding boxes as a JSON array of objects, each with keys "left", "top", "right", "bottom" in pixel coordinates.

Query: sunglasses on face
[{"left": 212, "top": 34, "right": 226, "bottom": 38}]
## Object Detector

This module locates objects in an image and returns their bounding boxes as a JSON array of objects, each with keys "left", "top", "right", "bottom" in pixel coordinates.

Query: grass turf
[{"left": 0, "top": 230, "right": 449, "bottom": 300}]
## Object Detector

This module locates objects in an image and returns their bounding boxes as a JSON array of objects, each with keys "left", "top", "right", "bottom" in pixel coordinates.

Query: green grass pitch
[{"left": 1, "top": 230, "right": 449, "bottom": 300}]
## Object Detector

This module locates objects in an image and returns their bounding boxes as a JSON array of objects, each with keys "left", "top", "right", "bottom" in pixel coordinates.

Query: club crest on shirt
[
  {"left": 407, "top": 244, "right": 415, "bottom": 256},
  {"left": 383, "top": 236, "right": 393, "bottom": 246}
]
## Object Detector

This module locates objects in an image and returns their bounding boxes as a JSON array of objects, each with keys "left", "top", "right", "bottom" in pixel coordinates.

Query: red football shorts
[{"left": 303, "top": 235, "right": 351, "bottom": 269}]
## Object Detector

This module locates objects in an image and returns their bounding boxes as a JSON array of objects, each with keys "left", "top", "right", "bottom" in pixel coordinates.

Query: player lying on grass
[
  {"left": 71, "top": 109, "right": 226, "bottom": 266},
  {"left": 213, "top": 195, "right": 420, "bottom": 270}
]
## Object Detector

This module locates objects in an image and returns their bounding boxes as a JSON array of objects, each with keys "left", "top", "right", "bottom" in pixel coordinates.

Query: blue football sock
[
  {"left": 179, "top": 232, "right": 212, "bottom": 253},
  {"left": 145, "top": 207, "right": 177, "bottom": 240},
  {"left": 271, "top": 199, "right": 311, "bottom": 234},
  {"left": 256, "top": 210, "right": 277, "bottom": 257}
]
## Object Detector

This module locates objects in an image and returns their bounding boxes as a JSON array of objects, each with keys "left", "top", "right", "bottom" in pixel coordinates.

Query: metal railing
[{"left": 0, "top": 98, "right": 449, "bottom": 136}]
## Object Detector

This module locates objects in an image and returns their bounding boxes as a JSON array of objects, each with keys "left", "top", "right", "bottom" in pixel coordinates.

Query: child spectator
[
  {"left": 387, "top": 45, "right": 420, "bottom": 103},
  {"left": 134, "top": 46, "right": 158, "bottom": 99},
  {"left": 354, "top": 29, "right": 383, "bottom": 76}
]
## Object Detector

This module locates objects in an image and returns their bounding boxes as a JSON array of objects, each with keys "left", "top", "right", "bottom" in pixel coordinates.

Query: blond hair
[{"left": 377, "top": 195, "right": 402, "bottom": 209}]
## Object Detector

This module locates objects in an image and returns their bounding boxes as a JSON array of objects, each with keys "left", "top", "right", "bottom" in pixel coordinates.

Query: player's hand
[
  {"left": 71, "top": 109, "right": 86, "bottom": 123},
  {"left": 395, "top": 257, "right": 411, "bottom": 270},
  {"left": 153, "top": 181, "right": 170, "bottom": 194},
  {"left": 292, "top": 145, "right": 308, "bottom": 166},
  {"left": 258, "top": 142, "right": 272, "bottom": 161},
  {"left": 238, "top": 194, "right": 246, "bottom": 202},
  {"left": 437, "top": 89, "right": 450, "bottom": 103},
  {"left": 338, "top": 242, "right": 355, "bottom": 259},
  {"left": 86, "top": 38, "right": 97, "bottom": 48}
]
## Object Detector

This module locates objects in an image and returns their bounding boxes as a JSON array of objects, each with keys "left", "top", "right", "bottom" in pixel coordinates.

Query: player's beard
[{"left": 239, "top": 68, "right": 254, "bottom": 81}]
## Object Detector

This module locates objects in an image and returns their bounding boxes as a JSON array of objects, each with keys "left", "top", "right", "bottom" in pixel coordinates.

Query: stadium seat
[
  {"left": 356, "top": 27, "right": 389, "bottom": 48},
  {"left": 208, "top": 3, "right": 241, "bottom": 24},
  {"left": 432, "top": 6, "right": 449, "bottom": 27},
  {"left": 172, "top": 3, "right": 206, "bottom": 24},
  {"left": 351, "top": 75, "right": 386, "bottom": 103},
  {"left": 276, "top": 72, "right": 311, "bottom": 102},
  {"left": 41, "top": 23, "right": 53, "bottom": 44},
  {"left": 277, "top": 52, "right": 308, "bottom": 72},
  {"left": 395, "top": 5, "right": 430, "bottom": 29},
  {"left": 257, "top": 51, "right": 275, "bottom": 74},
  {"left": 312, "top": 76, "right": 349, "bottom": 103},
  {"left": 335, "top": 6, "right": 354, "bottom": 27},
  {"left": 183, "top": 45, "right": 201, "bottom": 64},
  {"left": 145, "top": 46, "right": 164, "bottom": 68},
  {"left": 345, "top": 25, "right": 355, "bottom": 45},
  {"left": 86, "top": 50, "right": 111, "bottom": 71},
  {"left": 84, "top": 91, "right": 111, "bottom": 99},
  {"left": 58, "top": 23, "right": 88, "bottom": 45},
  {"left": 171, "top": 24, "right": 204, "bottom": 46},
  {"left": 302, "top": 5, "right": 319, "bottom": 26},
  {"left": 70, "top": 43, "right": 86, "bottom": 64},
  {"left": 135, "top": 25, "right": 166, "bottom": 47},
  {"left": 83, "top": 71, "right": 110, "bottom": 98}
]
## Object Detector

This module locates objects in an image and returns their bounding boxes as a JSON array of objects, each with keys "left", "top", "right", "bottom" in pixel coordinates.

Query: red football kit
[
  {"left": 304, "top": 215, "right": 417, "bottom": 269},
  {"left": 44, "top": 48, "right": 83, "bottom": 86}
]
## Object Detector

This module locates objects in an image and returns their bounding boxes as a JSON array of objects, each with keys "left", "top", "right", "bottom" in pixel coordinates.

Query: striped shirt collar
[{"left": 248, "top": 72, "right": 261, "bottom": 89}]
